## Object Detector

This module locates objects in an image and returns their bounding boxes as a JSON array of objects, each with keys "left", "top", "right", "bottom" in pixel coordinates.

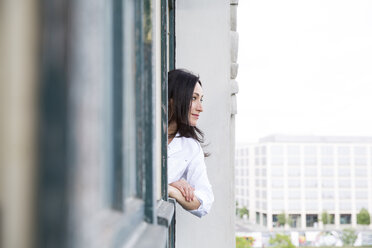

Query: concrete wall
[{"left": 175, "top": 0, "right": 237, "bottom": 247}]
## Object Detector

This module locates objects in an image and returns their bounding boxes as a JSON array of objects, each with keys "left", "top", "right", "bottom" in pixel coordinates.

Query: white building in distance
[{"left": 236, "top": 135, "right": 372, "bottom": 230}]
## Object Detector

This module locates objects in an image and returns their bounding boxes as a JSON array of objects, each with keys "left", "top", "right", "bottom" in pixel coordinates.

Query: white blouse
[{"left": 168, "top": 134, "right": 214, "bottom": 217}]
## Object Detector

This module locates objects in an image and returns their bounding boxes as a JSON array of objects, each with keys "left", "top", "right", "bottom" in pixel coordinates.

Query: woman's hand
[
  {"left": 168, "top": 185, "right": 200, "bottom": 211},
  {"left": 169, "top": 179, "right": 195, "bottom": 202}
]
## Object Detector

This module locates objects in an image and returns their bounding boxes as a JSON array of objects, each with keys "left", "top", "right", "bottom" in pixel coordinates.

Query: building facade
[{"left": 236, "top": 135, "right": 372, "bottom": 230}]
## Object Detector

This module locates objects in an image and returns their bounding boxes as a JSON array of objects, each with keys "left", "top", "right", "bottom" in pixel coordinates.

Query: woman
[{"left": 167, "top": 69, "right": 214, "bottom": 218}]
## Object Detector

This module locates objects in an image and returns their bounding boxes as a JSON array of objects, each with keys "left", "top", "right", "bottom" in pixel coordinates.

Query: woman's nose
[{"left": 197, "top": 101, "right": 203, "bottom": 112}]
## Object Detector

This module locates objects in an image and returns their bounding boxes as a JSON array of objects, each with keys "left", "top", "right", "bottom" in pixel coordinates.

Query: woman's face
[{"left": 188, "top": 83, "right": 204, "bottom": 126}]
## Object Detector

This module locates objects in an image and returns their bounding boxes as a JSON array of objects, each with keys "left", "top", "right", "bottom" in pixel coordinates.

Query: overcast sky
[{"left": 235, "top": 0, "right": 372, "bottom": 144}]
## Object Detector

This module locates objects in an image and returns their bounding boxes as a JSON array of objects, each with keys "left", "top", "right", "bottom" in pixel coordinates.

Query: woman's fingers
[{"left": 169, "top": 179, "right": 195, "bottom": 201}]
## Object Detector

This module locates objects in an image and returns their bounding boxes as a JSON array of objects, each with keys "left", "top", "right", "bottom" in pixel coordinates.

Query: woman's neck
[{"left": 168, "top": 122, "right": 178, "bottom": 144}]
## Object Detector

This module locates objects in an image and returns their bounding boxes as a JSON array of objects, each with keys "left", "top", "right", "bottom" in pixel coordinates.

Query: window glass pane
[
  {"left": 321, "top": 167, "right": 333, "bottom": 176},
  {"left": 322, "top": 190, "right": 334, "bottom": 199},
  {"left": 306, "top": 190, "right": 318, "bottom": 199},
  {"left": 272, "top": 180, "right": 283, "bottom": 188},
  {"left": 354, "top": 146, "right": 367, "bottom": 156},
  {"left": 288, "top": 156, "right": 300, "bottom": 166},
  {"left": 338, "top": 167, "right": 350, "bottom": 176},
  {"left": 272, "top": 201, "right": 284, "bottom": 210},
  {"left": 323, "top": 201, "right": 335, "bottom": 210},
  {"left": 305, "top": 179, "right": 317, "bottom": 187},
  {"left": 354, "top": 157, "right": 367, "bottom": 166},
  {"left": 288, "top": 167, "right": 300, "bottom": 176},
  {"left": 338, "top": 157, "right": 350, "bottom": 166},
  {"left": 288, "top": 201, "right": 301, "bottom": 210},
  {"left": 356, "top": 191, "right": 368, "bottom": 199},
  {"left": 304, "top": 146, "right": 316, "bottom": 156},
  {"left": 305, "top": 201, "right": 318, "bottom": 211},
  {"left": 272, "top": 190, "right": 284, "bottom": 199},
  {"left": 339, "top": 190, "right": 351, "bottom": 199},
  {"left": 288, "top": 190, "right": 300, "bottom": 199},
  {"left": 321, "top": 146, "right": 334, "bottom": 156},
  {"left": 321, "top": 179, "right": 334, "bottom": 188},
  {"left": 271, "top": 145, "right": 284, "bottom": 156},
  {"left": 305, "top": 167, "right": 317, "bottom": 176},
  {"left": 271, "top": 168, "right": 283, "bottom": 176},
  {"left": 355, "top": 179, "right": 367, "bottom": 188},
  {"left": 339, "top": 179, "right": 351, "bottom": 188},
  {"left": 288, "top": 179, "right": 301, "bottom": 187},
  {"left": 356, "top": 201, "right": 368, "bottom": 210},
  {"left": 304, "top": 157, "right": 317, "bottom": 166},
  {"left": 338, "top": 146, "right": 350, "bottom": 156},
  {"left": 321, "top": 157, "right": 333, "bottom": 166},
  {"left": 340, "top": 214, "right": 351, "bottom": 223},
  {"left": 271, "top": 156, "right": 284, "bottom": 166},
  {"left": 288, "top": 145, "right": 300, "bottom": 155},
  {"left": 355, "top": 167, "right": 367, "bottom": 177}
]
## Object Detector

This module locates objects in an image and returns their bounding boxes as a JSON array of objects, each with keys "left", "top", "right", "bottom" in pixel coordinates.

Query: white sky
[{"left": 236, "top": 0, "right": 372, "bottom": 144}]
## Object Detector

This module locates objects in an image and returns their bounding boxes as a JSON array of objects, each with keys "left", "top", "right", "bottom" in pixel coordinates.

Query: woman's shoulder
[{"left": 177, "top": 135, "right": 201, "bottom": 154}]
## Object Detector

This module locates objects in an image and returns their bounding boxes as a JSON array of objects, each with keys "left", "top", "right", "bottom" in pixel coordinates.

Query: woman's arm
[{"left": 168, "top": 185, "right": 201, "bottom": 211}]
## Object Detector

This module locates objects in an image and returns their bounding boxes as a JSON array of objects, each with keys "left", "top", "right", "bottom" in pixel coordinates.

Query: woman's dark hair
[{"left": 168, "top": 69, "right": 205, "bottom": 144}]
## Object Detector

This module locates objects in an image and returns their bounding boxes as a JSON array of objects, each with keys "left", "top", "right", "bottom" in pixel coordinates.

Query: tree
[
  {"left": 357, "top": 208, "right": 371, "bottom": 226},
  {"left": 236, "top": 236, "right": 254, "bottom": 248},
  {"left": 322, "top": 211, "right": 331, "bottom": 226},
  {"left": 278, "top": 212, "right": 287, "bottom": 227},
  {"left": 341, "top": 228, "right": 357, "bottom": 246},
  {"left": 269, "top": 233, "right": 296, "bottom": 248},
  {"left": 239, "top": 206, "right": 249, "bottom": 219}
]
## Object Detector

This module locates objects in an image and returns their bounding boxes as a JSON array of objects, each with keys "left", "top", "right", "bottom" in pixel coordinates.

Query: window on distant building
[
  {"left": 306, "top": 214, "right": 318, "bottom": 227},
  {"left": 339, "top": 201, "right": 351, "bottom": 210},
  {"left": 305, "top": 167, "right": 317, "bottom": 176},
  {"left": 321, "top": 167, "right": 334, "bottom": 177},
  {"left": 355, "top": 179, "right": 367, "bottom": 188},
  {"left": 356, "top": 201, "right": 368, "bottom": 211},
  {"left": 322, "top": 201, "right": 335, "bottom": 210},
  {"left": 353, "top": 146, "right": 367, "bottom": 156},
  {"left": 305, "top": 179, "right": 318, "bottom": 188},
  {"left": 321, "top": 179, "right": 334, "bottom": 188},
  {"left": 340, "top": 214, "right": 351, "bottom": 224},
  {"left": 339, "top": 190, "right": 351, "bottom": 199},
  {"left": 288, "top": 156, "right": 301, "bottom": 166},
  {"left": 288, "top": 201, "right": 301, "bottom": 211},
  {"left": 256, "top": 212, "right": 260, "bottom": 224},
  {"left": 322, "top": 190, "right": 334, "bottom": 199},
  {"left": 338, "top": 167, "right": 350, "bottom": 177},
  {"left": 306, "top": 190, "right": 318, "bottom": 199},
  {"left": 356, "top": 190, "right": 368, "bottom": 199},
  {"left": 355, "top": 167, "right": 367, "bottom": 177},
  {"left": 288, "top": 167, "right": 300, "bottom": 176},
  {"left": 263, "top": 213, "right": 267, "bottom": 226},
  {"left": 272, "top": 179, "right": 284, "bottom": 188},
  {"left": 287, "top": 145, "right": 300, "bottom": 156},
  {"left": 339, "top": 179, "right": 351, "bottom": 188},
  {"left": 288, "top": 179, "right": 301, "bottom": 188}
]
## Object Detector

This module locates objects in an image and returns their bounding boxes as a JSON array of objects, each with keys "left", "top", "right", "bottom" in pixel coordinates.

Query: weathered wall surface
[{"left": 175, "top": 0, "right": 238, "bottom": 247}]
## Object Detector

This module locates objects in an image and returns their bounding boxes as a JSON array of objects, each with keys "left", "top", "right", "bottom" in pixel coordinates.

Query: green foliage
[
  {"left": 321, "top": 211, "right": 331, "bottom": 225},
  {"left": 236, "top": 236, "right": 254, "bottom": 248},
  {"left": 269, "top": 233, "right": 296, "bottom": 248},
  {"left": 341, "top": 228, "right": 357, "bottom": 246},
  {"left": 357, "top": 208, "right": 371, "bottom": 225},
  {"left": 239, "top": 206, "right": 249, "bottom": 218},
  {"left": 278, "top": 213, "right": 287, "bottom": 226}
]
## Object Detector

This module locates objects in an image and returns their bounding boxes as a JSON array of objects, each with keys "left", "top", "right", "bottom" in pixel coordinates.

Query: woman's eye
[{"left": 192, "top": 97, "right": 197, "bottom": 101}]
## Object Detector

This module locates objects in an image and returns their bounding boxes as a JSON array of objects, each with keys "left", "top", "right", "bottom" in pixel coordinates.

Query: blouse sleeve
[{"left": 185, "top": 142, "right": 214, "bottom": 218}]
